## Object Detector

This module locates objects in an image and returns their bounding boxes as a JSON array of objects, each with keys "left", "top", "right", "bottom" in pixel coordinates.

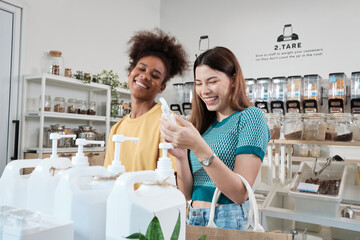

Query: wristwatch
[{"left": 200, "top": 153, "right": 216, "bottom": 166}]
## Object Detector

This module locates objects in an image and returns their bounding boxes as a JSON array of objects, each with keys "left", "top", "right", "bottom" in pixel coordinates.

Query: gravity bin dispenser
[
  {"left": 254, "top": 77, "right": 271, "bottom": 113},
  {"left": 286, "top": 75, "right": 303, "bottom": 113},
  {"left": 328, "top": 72, "right": 346, "bottom": 113},
  {"left": 270, "top": 76, "right": 287, "bottom": 114},
  {"left": 303, "top": 74, "right": 322, "bottom": 113},
  {"left": 351, "top": 71, "right": 360, "bottom": 114}
]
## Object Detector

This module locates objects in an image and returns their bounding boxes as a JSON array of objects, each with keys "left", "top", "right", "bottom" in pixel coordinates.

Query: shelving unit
[{"left": 21, "top": 73, "right": 130, "bottom": 158}]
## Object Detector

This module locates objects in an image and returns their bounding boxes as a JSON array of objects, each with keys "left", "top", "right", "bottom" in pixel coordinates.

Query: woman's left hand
[{"left": 160, "top": 114, "right": 203, "bottom": 151}]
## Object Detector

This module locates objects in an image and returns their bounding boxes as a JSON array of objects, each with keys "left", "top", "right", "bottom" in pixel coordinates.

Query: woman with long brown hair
[{"left": 160, "top": 46, "right": 270, "bottom": 230}]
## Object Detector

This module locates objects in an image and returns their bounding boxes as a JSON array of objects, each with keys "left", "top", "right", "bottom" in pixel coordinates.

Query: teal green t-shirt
[{"left": 190, "top": 106, "right": 270, "bottom": 204}]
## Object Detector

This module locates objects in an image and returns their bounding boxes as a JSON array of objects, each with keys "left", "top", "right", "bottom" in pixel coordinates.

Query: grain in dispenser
[
  {"left": 328, "top": 72, "right": 346, "bottom": 113},
  {"left": 286, "top": 75, "right": 303, "bottom": 113},
  {"left": 270, "top": 76, "right": 287, "bottom": 114},
  {"left": 351, "top": 71, "right": 360, "bottom": 114},
  {"left": 303, "top": 74, "right": 321, "bottom": 113},
  {"left": 254, "top": 77, "right": 270, "bottom": 113}
]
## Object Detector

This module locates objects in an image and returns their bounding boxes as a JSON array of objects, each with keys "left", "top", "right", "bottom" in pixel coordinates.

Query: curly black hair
[{"left": 127, "top": 28, "right": 188, "bottom": 84}]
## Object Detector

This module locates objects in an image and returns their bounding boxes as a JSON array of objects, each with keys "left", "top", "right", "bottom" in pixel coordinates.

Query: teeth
[
  {"left": 136, "top": 81, "right": 147, "bottom": 89},
  {"left": 204, "top": 97, "right": 217, "bottom": 101}
]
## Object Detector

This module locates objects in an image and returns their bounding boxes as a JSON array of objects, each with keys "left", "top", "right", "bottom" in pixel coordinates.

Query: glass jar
[
  {"left": 84, "top": 72, "right": 91, "bottom": 83},
  {"left": 303, "top": 74, "right": 321, "bottom": 113},
  {"left": 351, "top": 72, "right": 360, "bottom": 114},
  {"left": 302, "top": 113, "right": 326, "bottom": 140},
  {"left": 53, "top": 97, "right": 65, "bottom": 113},
  {"left": 111, "top": 98, "right": 124, "bottom": 118},
  {"left": 39, "top": 95, "right": 51, "bottom": 111},
  {"left": 265, "top": 113, "right": 282, "bottom": 139},
  {"left": 311, "top": 145, "right": 321, "bottom": 158},
  {"left": 74, "top": 70, "right": 84, "bottom": 80},
  {"left": 67, "top": 98, "right": 78, "bottom": 114},
  {"left": 329, "top": 72, "right": 346, "bottom": 113},
  {"left": 87, "top": 101, "right": 96, "bottom": 115},
  {"left": 299, "top": 144, "right": 309, "bottom": 157},
  {"left": 184, "top": 81, "right": 194, "bottom": 103},
  {"left": 332, "top": 113, "right": 353, "bottom": 141},
  {"left": 353, "top": 115, "right": 360, "bottom": 142},
  {"left": 245, "top": 78, "right": 256, "bottom": 103},
  {"left": 325, "top": 114, "right": 335, "bottom": 140},
  {"left": 64, "top": 68, "right": 72, "bottom": 78},
  {"left": 77, "top": 100, "right": 87, "bottom": 114},
  {"left": 283, "top": 113, "right": 303, "bottom": 140},
  {"left": 48, "top": 50, "right": 64, "bottom": 75}
]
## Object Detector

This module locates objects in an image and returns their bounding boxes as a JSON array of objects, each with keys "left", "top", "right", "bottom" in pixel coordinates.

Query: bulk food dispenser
[
  {"left": 303, "top": 74, "right": 322, "bottom": 113},
  {"left": 245, "top": 78, "right": 256, "bottom": 103},
  {"left": 254, "top": 77, "right": 271, "bottom": 113},
  {"left": 286, "top": 75, "right": 303, "bottom": 113},
  {"left": 351, "top": 71, "right": 360, "bottom": 114},
  {"left": 328, "top": 72, "right": 346, "bottom": 113},
  {"left": 270, "top": 76, "right": 287, "bottom": 114}
]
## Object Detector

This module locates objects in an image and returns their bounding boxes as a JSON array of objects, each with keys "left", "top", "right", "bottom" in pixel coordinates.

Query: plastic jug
[
  {"left": 1, "top": 207, "right": 73, "bottom": 240},
  {"left": 106, "top": 170, "right": 186, "bottom": 240},
  {"left": 27, "top": 133, "right": 76, "bottom": 215},
  {"left": 0, "top": 159, "right": 41, "bottom": 209},
  {"left": 53, "top": 135, "right": 137, "bottom": 240}
]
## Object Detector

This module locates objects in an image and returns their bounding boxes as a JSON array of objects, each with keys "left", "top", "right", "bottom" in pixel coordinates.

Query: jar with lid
[
  {"left": 299, "top": 144, "right": 309, "bottom": 157},
  {"left": 255, "top": 77, "right": 271, "bottom": 113},
  {"left": 283, "top": 113, "right": 303, "bottom": 140},
  {"left": 64, "top": 68, "right": 72, "bottom": 78},
  {"left": 67, "top": 98, "right": 78, "bottom": 113},
  {"left": 184, "top": 81, "right": 194, "bottom": 103},
  {"left": 53, "top": 97, "right": 65, "bottom": 112},
  {"left": 74, "top": 71, "right": 84, "bottom": 80},
  {"left": 328, "top": 72, "right": 346, "bottom": 113},
  {"left": 270, "top": 76, "right": 287, "bottom": 114},
  {"left": 332, "top": 113, "right": 353, "bottom": 141},
  {"left": 265, "top": 113, "right": 282, "bottom": 139},
  {"left": 77, "top": 100, "right": 87, "bottom": 114},
  {"left": 286, "top": 75, "right": 303, "bottom": 113},
  {"left": 47, "top": 50, "right": 64, "bottom": 75},
  {"left": 352, "top": 115, "right": 360, "bottom": 141},
  {"left": 351, "top": 72, "right": 360, "bottom": 114},
  {"left": 87, "top": 101, "right": 96, "bottom": 115},
  {"left": 302, "top": 113, "right": 326, "bottom": 140},
  {"left": 245, "top": 78, "right": 256, "bottom": 103},
  {"left": 303, "top": 74, "right": 321, "bottom": 113},
  {"left": 39, "top": 95, "right": 51, "bottom": 112}
]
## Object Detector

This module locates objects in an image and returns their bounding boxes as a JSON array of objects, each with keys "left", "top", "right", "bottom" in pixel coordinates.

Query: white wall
[
  {"left": 159, "top": 0, "right": 360, "bottom": 103},
  {"left": 23, "top": 0, "right": 160, "bottom": 79}
]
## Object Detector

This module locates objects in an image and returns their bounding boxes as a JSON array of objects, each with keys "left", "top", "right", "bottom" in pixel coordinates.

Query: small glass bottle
[
  {"left": 39, "top": 95, "right": 51, "bottom": 111},
  {"left": 67, "top": 98, "right": 78, "bottom": 113},
  {"left": 64, "top": 68, "right": 72, "bottom": 78},
  {"left": 87, "top": 101, "right": 96, "bottom": 115},
  {"left": 53, "top": 97, "right": 65, "bottom": 112},
  {"left": 77, "top": 100, "right": 87, "bottom": 114},
  {"left": 299, "top": 144, "right": 309, "bottom": 157}
]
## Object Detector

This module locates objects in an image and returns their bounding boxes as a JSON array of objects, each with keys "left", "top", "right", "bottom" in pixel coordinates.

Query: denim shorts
[{"left": 186, "top": 200, "right": 250, "bottom": 230}]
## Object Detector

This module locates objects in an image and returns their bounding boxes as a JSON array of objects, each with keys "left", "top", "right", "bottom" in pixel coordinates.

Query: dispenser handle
[
  {"left": 6, "top": 159, "right": 42, "bottom": 176},
  {"left": 118, "top": 171, "right": 158, "bottom": 193}
]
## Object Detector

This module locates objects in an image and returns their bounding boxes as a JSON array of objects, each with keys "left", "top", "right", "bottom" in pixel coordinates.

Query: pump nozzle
[
  {"left": 49, "top": 133, "right": 76, "bottom": 158},
  {"left": 72, "top": 138, "right": 105, "bottom": 167},
  {"left": 108, "top": 135, "right": 139, "bottom": 175},
  {"left": 159, "top": 97, "right": 176, "bottom": 125},
  {"left": 156, "top": 142, "right": 175, "bottom": 184}
]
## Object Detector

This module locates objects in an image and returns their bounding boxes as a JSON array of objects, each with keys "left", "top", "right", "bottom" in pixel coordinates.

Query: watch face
[{"left": 202, "top": 159, "right": 209, "bottom": 166}]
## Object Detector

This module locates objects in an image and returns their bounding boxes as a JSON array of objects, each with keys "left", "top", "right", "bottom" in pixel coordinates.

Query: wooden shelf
[{"left": 271, "top": 139, "right": 360, "bottom": 147}]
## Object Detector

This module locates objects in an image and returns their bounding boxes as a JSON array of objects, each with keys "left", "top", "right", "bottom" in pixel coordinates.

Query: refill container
[
  {"left": 303, "top": 74, "right": 321, "bottom": 113},
  {"left": 328, "top": 72, "right": 346, "bottom": 113},
  {"left": 351, "top": 71, "right": 360, "bottom": 114},
  {"left": 106, "top": 171, "right": 186, "bottom": 240},
  {"left": 245, "top": 78, "right": 256, "bottom": 103},
  {"left": 27, "top": 133, "right": 76, "bottom": 215},
  {"left": 286, "top": 75, "right": 303, "bottom": 113},
  {"left": 1, "top": 208, "right": 73, "bottom": 240},
  {"left": 53, "top": 136, "right": 136, "bottom": 240},
  {"left": 0, "top": 159, "right": 41, "bottom": 209},
  {"left": 254, "top": 77, "right": 271, "bottom": 113},
  {"left": 270, "top": 76, "right": 287, "bottom": 114}
]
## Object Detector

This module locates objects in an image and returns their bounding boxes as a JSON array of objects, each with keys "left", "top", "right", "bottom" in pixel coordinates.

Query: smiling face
[
  {"left": 195, "top": 65, "right": 234, "bottom": 120},
  {"left": 128, "top": 56, "right": 167, "bottom": 102}
]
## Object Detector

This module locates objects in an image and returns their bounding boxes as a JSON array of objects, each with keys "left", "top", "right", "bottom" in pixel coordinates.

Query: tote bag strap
[{"left": 207, "top": 173, "right": 264, "bottom": 232}]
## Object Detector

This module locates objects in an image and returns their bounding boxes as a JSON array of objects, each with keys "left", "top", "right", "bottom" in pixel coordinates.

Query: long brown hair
[{"left": 190, "top": 47, "right": 251, "bottom": 134}]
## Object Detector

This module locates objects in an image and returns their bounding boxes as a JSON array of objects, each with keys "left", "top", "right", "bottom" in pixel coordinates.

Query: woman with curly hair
[{"left": 104, "top": 28, "right": 188, "bottom": 171}]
